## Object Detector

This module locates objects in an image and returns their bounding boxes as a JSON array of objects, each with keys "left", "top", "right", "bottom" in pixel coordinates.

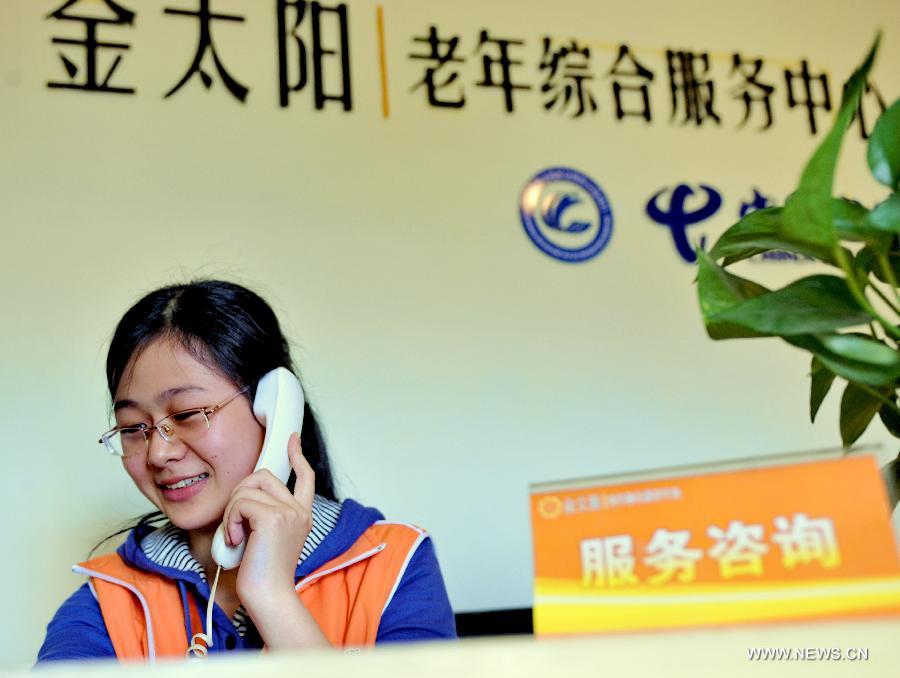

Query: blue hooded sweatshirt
[{"left": 37, "top": 499, "right": 456, "bottom": 662}]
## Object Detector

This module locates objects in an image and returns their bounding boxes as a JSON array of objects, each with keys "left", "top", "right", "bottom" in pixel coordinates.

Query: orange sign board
[{"left": 531, "top": 454, "right": 900, "bottom": 635}]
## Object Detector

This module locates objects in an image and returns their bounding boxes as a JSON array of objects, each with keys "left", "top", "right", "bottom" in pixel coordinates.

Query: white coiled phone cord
[{"left": 186, "top": 565, "right": 223, "bottom": 658}]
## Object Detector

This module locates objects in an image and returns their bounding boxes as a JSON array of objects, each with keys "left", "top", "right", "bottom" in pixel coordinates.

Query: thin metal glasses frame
[{"left": 98, "top": 386, "right": 251, "bottom": 457}]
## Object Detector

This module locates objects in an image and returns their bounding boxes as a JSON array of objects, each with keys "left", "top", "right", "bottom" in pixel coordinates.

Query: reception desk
[{"left": 24, "top": 616, "right": 900, "bottom": 677}]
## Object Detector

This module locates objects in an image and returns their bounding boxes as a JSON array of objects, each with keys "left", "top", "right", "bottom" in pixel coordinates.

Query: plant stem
[
  {"left": 875, "top": 252, "right": 900, "bottom": 307},
  {"left": 834, "top": 247, "right": 900, "bottom": 340},
  {"left": 869, "top": 280, "right": 900, "bottom": 317}
]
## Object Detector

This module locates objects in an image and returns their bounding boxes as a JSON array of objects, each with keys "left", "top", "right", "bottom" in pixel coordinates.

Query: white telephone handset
[{"left": 211, "top": 367, "right": 305, "bottom": 570}]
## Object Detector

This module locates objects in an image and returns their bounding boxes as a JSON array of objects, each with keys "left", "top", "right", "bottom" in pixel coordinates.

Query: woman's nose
[{"left": 145, "top": 426, "right": 187, "bottom": 466}]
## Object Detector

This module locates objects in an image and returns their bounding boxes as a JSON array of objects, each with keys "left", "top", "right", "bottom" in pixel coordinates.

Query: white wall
[{"left": 2, "top": 0, "right": 899, "bottom": 669}]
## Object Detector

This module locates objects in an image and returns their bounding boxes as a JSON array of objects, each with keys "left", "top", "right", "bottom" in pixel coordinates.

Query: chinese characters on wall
[
  {"left": 46, "top": 0, "right": 352, "bottom": 110},
  {"left": 45, "top": 1, "right": 889, "bottom": 137}
]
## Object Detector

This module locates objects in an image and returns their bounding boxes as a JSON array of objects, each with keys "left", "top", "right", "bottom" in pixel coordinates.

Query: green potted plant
[{"left": 695, "top": 35, "right": 900, "bottom": 506}]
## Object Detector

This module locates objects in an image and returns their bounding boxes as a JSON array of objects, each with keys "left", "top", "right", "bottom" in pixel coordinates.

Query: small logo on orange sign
[{"left": 537, "top": 495, "right": 563, "bottom": 520}]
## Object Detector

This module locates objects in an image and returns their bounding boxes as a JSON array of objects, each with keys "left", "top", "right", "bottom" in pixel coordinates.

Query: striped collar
[
  {"left": 140, "top": 495, "right": 343, "bottom": 581},
  {"left": 139, "top": 495, "right": 342, "bottom": 638}
]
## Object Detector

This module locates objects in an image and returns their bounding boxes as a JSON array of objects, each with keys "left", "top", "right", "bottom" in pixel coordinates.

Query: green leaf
[
  {"left": 810, "top": 357, "right": 837, "bottom": 422},
  {"left": 781, "top": 35, "right": 880, "bottom": 249},
  {"left": 788, "top": 335, "right": 899, "bottom": 386},
  {"left": 709, "top": 207, "right": 839, "bottom": 266},
  {"left": 696, "top": 248, "right": 770, "bottom": 339},
  {"left": 816, "top": 352, "right": 897, "bottom": 388},
  {"left": 817, "top": 333, "right": 900, "bottom": 367},
  {"left": 866, "top": 194, "right": 900, "bottom": 233},
  {"left": 833, "top": 198, "right": 869, "bottom": 240},
  {"left": 840, "top": 381, "right": 887, "bottom": 446},
  {"left": 879, "top": 397, "right": 900, "bottom": 438},
  {"left": 832, "top": 198, "right": 892, "bottom": 251},
  {"left": 855, "top": 247, "right": 876, "bottom": 276},
  {"left": 851, "top": 248, "right": 873, "bottom": 290},
  {"left": 867, "top": 99, "right": 900, "bottom": 190},
  {"left": 856, "top": 245, "right": 900, "bottom": 285},
  {"left": 710, "top": 275, "right": 870, "bottom": 335},
  {"left": 854, "top": 247, "right": 876, "bottom": 289}
]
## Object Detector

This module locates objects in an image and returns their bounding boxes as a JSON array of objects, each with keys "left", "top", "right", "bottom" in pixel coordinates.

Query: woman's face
[{"left": 115, "top": 335, "right": 264, "bottom": 533}]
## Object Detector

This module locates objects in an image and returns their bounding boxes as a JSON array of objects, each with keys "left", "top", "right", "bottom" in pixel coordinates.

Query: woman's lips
[{"left": 159, "top": 474, "right": 209, "bottom": 502}]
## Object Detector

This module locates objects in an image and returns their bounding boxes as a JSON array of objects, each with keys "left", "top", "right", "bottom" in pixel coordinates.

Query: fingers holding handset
[
  {"left": 288, "top": 431, "right": 315, "bottom": 508},
  {"left": 221, "top": 431, "right": 314, "bottom": 549}
]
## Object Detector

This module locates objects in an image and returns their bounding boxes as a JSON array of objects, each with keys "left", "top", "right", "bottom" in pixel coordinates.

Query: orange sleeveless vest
[{"left": 74, "top": 522, "right": 425, "bottom": 661}]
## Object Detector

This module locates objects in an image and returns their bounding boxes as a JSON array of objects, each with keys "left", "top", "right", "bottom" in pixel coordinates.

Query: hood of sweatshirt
[{"left": 117, "top": 497, "right": 385, "bottom": 587}]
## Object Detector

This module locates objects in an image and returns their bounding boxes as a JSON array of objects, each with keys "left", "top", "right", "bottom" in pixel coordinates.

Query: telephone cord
[{"left": 186, "top": 564, "right": 223, "bottom": 658}]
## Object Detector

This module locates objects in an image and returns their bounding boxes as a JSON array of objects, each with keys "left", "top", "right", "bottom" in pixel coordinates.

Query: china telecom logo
[{"left": 519, "top": 167, "right": 614, "bottom": 263}]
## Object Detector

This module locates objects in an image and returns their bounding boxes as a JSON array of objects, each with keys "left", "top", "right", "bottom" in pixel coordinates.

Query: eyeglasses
[{"left": 98, "top": 386, "right": 251, "bottom": 457}]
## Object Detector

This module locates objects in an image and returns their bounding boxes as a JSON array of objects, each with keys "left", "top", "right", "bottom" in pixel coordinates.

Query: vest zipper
[{"left": 295, "top": 543, "right": 386, "bottom": 592}]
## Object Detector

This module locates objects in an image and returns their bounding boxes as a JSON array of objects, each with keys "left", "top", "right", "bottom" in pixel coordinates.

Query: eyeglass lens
[{"left": 107, "top": 409, "right": 211, "bottom": 456}]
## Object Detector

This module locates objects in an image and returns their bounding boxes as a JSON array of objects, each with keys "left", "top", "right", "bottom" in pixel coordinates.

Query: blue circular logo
[{"left": 519, "top": 167, "right": 614, "bottom": 263}]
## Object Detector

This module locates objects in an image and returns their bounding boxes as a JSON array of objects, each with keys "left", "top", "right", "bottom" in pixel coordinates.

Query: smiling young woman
[{"left": 37, "top": 280, "right": 456, "bottom": 663}]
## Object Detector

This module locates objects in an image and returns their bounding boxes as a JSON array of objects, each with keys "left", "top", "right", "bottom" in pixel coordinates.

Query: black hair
[{"left": 92, "top": 280, "right": 336, "bottom": 554}]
